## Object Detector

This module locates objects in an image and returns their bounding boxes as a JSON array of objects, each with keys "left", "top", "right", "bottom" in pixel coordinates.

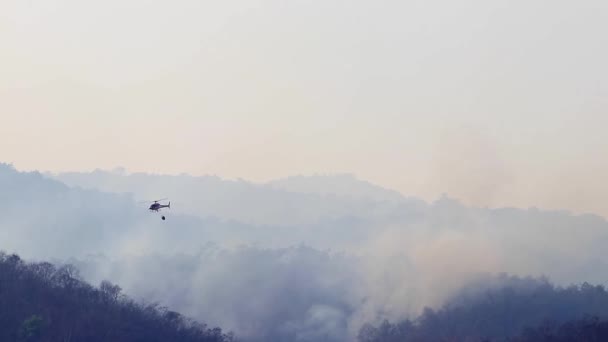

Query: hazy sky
[{"left": 1, "top": 0, "right": 607, "bottom": 215}]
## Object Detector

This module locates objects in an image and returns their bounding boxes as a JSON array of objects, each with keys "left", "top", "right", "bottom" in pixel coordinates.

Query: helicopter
[{"left": 146, "top": 198, "right": 170, "bottom": 220}]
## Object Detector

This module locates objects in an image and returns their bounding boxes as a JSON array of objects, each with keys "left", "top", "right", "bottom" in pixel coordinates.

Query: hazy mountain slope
[
  {"left": 358, "top": 275, "right": 608, "bottom": 342},
  {"left": 5, "top": 164, "right": 608, "bottom": 341},
  {"left": 0, "top": 163, "right": 285, "bottom": 258},
  {"left": 266, "top": 174, "right": 405, "bottom": 202},
  {"left": 49, "top": 169, "right": 427, "bottom": 226}
]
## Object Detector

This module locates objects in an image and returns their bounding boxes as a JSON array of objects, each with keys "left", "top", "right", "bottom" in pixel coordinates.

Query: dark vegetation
[
  {"left": 0, "top": 251, "right": 235, "bottom": 342},
  {"left": 512, "top": 316, "right": 608, "bottom": 342},
  {"left": 358, "top": 275, "right": 608, "bottom": 342}
]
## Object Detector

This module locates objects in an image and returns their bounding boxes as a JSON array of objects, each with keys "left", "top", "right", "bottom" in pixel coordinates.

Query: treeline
[
  {"left": 358, "top": 275, "right": 608, "bottom": 342},
  {"left": 514, "top": 316, "right": 608, "bottom": 342},
  {"left": 0, "top": 251, "right": 235, "bottom": 342}
]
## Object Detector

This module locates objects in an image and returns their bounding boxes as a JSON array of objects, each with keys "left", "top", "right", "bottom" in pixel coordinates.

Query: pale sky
[{"left": 1, "top": 0, "right": 607, "bottom": 215}]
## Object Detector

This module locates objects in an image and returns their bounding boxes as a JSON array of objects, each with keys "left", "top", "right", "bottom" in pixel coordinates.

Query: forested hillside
[
  {"left": 0, "top": 251, "right": 234, "bottom": 342},
  {"left": 7, "top": 164, "right": 608, "bottom": 341},
  {"left": 358, "top": 275, "right": 608, "bottom": 342}
]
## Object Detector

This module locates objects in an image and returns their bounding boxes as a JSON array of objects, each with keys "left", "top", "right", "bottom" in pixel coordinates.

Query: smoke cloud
[{"left": 2, "top": 164, "right": 608, "bottom": 341}]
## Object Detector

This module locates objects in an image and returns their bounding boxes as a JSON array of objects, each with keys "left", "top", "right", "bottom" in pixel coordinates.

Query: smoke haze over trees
[
  {"left": 2, "top": 163, "right": 608, "bottom": 341},
  {"left": 358, "top": 275, "right": 608, "bottom": 341}
]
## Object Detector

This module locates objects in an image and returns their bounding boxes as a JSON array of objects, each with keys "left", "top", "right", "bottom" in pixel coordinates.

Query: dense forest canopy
[{"left": 0, "top": 251, "right": 234, "bottom": 342}]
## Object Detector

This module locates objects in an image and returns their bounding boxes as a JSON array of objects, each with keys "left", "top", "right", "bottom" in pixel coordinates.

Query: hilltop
[{"left": 0, "top": 251, "right": 233, "bottom": 342}]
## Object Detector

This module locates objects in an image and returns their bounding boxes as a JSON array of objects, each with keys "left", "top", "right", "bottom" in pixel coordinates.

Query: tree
[{"left": 18, "top": 315, "right": 44, "bottom": 342}]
